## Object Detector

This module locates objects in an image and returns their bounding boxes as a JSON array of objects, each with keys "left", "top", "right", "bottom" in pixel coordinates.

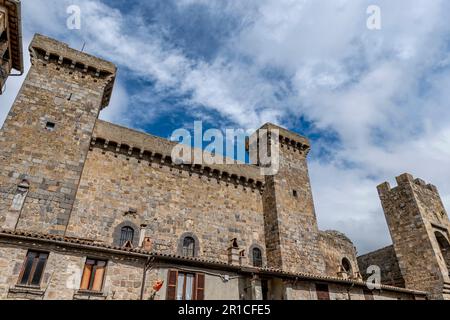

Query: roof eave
[{"left": 6, "top": 0, "right": 23, "bottom": 73}]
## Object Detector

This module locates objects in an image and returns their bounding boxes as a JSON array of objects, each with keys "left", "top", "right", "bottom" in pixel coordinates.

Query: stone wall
[
  {"left": 0, "top": 239, "right": 245, "bottom": 300},
  {"left": 285, "top": 280, "right": 415, "bottom": 300},
  {"left": 319, "top": 230, "right": 359, "bottom": 279},
  {"left": 66, "top": 122, "right": 266, "bottom": 267},
  {"left": 0, "top": 34, "right": 116, "bottom": 235},
  {"left": 0, "top": 238, "right": 424, "bottom": 300},
  {"left": 0, "top": 33, "right": 439, "bottom": 300},
  {"left": 378, "top": 173, "right": 450, "bottom": 299},
  {"left": 255, "top": 124, "right": 325, "bottom": 275},
  {"left": 357, "top": 245, "right": 405, "bottom": 288},
  {"left": 0, "top": 241, "right": 158, "bottom": 300}
]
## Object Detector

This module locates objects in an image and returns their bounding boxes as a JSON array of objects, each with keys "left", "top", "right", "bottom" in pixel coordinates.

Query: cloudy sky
[{"left": 1, "top": 0, "right": 450, "bottom": 255}]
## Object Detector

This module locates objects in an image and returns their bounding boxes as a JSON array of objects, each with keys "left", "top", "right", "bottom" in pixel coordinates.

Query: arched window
[
  {"left": 252, "top": 248, "right": 263, "bottom": 267},
  {"left": 119, "top": 226, "right": 134, "bottom": 247},
  {"left": 341, "top": 258, "right": 352, "bottom": 274},
  {"left": 183, "top": 237, "right": 196, "bottom": 257}
]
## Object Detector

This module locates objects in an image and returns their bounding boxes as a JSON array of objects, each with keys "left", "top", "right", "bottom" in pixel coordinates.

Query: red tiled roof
[{"left": 0, "top": 230, "right": 427, "bottom": 296}]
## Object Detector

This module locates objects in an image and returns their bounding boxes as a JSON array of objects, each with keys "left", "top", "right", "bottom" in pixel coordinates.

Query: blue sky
[{"left": 2, "top": 0, "right": 450, "bottom": 254}]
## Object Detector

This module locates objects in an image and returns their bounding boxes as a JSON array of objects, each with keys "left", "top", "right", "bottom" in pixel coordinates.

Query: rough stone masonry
[{"left": 0, "top": 29, "right": 449, "bottom": 300}]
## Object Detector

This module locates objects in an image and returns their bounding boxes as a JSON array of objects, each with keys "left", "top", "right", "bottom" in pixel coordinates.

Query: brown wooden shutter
[
  {"left": 195, "top": 273, "right": 205, "bottom": 300},
  {"left": 92, "top": 264, "right": 105, "bottom": 291},
  {"left": 166, "top": 270, "right": 178, "bottom": 300},
  {"left": 80, "top": 264, "right": 92, "bottom": 290}
]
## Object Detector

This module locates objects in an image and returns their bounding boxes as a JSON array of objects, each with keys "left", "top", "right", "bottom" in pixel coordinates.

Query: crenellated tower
[
  {"left": 378, "top": 173, "right": 450, "bottom": 300},
  {"left": 0, "top": 34, "right": 116, "bottom": 235},
  {"left": 250, "top": 123, "right": 325, "bottom": 275}
]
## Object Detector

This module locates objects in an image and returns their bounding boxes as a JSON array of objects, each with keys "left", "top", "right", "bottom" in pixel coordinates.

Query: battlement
[
  {"left": 92, "top": 120, "right": 265, "bottom": 190},
  {"left": 248, "top": 123, "right": 311, "bottom": 161},
  {"left": 29, "top": 34, "right": 116, "bottom": 108},
  {"left": 320, "top": 230, "right": 354, "bottom": 246},
  {"left": 377, "top": 173, "right": 438, "bottom": 196}
]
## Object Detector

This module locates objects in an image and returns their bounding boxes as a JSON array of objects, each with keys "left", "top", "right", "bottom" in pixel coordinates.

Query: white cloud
[{"left": 1, "top": 0, "right": 450, "bottom": 254}]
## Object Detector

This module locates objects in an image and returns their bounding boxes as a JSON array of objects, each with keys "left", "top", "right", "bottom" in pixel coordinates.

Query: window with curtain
[
  {"left": 177, "top": 273, "right": 195, "bottom": 300},
  {"left": 166, "top": 270, "right": 205, "bottom": 300},
  {"left": 182, "top": 237, "right": 195, "bottom": 257},
  {"left": 80, "top": 259, "right": 107, "bottom": 292},
  {"left": 19, "top": 251, "right": 49, "bottom": 287},
  {"left": 119, "top": 226, "right": 134, "bottom": 247},
  {"left": 252, "top": 248, "right": 263, "bottom": 267}
]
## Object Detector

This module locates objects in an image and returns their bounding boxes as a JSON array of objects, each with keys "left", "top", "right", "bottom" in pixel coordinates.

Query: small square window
[
  {"left": 45, "top": 121, "right": 56, "bottom": 131},
  {"left": 293, "top": 190, "right": 298, "bottom": 198}
]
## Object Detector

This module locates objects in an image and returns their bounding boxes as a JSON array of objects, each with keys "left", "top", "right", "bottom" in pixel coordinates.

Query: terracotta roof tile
[{"left": 0, "top": 230, "right": 427, "bottom": 296}]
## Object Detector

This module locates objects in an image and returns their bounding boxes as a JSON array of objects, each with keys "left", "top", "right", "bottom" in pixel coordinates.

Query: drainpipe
[
  {"left": 140, "top": 256, "right": 155, "bottom": 300},
  {"left": 347, "top": 281, "right": 355, "bottom": 301}
]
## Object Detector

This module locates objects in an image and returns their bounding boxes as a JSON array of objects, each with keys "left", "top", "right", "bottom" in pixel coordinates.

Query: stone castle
[{"left": 0, "top": 2, "right": 449, "bottom": 300}]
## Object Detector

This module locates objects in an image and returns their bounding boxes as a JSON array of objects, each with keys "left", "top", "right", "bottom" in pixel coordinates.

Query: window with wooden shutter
[
  {"left": 195, "top": 273, "right": 205, "bottom": 300},
  {"left": 166, "top": 270, "right": 178, "bottom": 300},
  {"left": 18, "top": 251, "right": 49, "bottom": 287},
  {"left": 166, "top": 271, "right": 205, "bottom": 300},
  {"left": 315, "top": 283, "right": 330, "bottom": 300},
  {"left": 80, "top": 259, "right": 107, "bottom": 292}
]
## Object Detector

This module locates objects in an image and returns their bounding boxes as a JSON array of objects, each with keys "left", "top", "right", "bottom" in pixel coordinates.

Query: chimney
[
  {"left": 228, "top": 238, "right": 241, "bottom": 266},
  {"left": 138, "top": 224, "right": 148, "bottom": 247},
  {"left": 142, "top": 237, "right": 153, "bottom": 252}
]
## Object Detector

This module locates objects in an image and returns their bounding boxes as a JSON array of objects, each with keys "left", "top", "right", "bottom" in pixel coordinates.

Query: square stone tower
[
  {"left": 0, "top": 0, "right": 23, "bottom": 93},
  {"left": 378, "top": 174, "right": 450, "bottom": 300},
  {"left": 250, "top": 123, "right": 325, "bottom": 274},
  {"left": 0, "top": 34, "right": 116, "bottom": 235}
]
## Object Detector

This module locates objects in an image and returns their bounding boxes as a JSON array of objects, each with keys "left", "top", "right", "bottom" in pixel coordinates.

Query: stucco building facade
[{"left": 0, "top": 11, "right": 448, "bottom": 300}]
